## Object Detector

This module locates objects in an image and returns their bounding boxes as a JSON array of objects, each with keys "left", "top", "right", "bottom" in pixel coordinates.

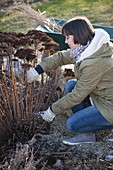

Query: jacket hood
[{"left": 77, "top": 28, "right": 112, "bottom": 63}]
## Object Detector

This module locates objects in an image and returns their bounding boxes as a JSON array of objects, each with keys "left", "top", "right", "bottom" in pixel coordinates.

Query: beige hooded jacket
[{"left": 40, "top": 29, "right": 113, "bottom": 124}]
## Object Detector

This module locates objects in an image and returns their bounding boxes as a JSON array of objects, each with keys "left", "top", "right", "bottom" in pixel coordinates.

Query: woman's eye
[{"left": 66, "top": 36, "right": 69, "bottom": 40}]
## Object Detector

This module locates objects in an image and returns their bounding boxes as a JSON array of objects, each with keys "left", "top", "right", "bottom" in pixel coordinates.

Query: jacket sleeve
[
  {"left": 39, "top": 49, "right": 73, "bottom": 72},
  {"left": 52, "top": 61, "right": 104, "bottom": 114}
]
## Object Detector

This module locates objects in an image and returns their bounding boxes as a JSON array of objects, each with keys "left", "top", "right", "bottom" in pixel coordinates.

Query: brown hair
[{"left": 62, "top": 16, "right": 95, "bottom": 45}]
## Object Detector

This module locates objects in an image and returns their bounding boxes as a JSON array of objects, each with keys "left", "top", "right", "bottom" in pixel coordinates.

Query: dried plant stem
[
  {"left": 0, "top": 29, "right": 61, "bottom": 147},
  {"left": 1, "top": 76, "right": 13, "bottom": 119}
]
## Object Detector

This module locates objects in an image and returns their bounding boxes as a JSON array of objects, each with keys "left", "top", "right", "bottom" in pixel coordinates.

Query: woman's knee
[
  {"left": 66, "top": 106, "right": 95, "bottom": 132},
  {"left": 64, "top": 79, "right": 77, "bottom": 94}
]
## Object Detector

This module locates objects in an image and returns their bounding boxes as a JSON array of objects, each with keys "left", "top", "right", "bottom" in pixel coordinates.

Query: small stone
[
  {"left": 53, "top": 159, "right": 63, "bottom": 167},
  {"left": 105, "top": 155, "right": 113, "bottom": 161},
  {"left": 28, "top": 136, "right": 37, "bottom": 145}
]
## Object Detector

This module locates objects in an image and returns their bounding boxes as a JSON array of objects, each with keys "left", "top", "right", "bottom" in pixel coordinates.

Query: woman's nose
[{"left": 65, "top": 39, "right": 67, "bottom": 44}]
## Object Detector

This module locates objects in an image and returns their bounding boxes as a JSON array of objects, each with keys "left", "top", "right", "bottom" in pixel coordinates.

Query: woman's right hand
[{"left": 27, "top": 68, "right": 39, "bottom": 83}]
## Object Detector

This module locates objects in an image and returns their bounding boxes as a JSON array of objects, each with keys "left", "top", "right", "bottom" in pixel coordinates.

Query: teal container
[{"left": 37, "top": 24, "right": 68, "bottom": 50}]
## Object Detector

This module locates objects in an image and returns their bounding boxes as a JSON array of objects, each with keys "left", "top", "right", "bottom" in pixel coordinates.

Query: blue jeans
[{"left": 65, "top": 80, "right": 113, "bottom": 133}]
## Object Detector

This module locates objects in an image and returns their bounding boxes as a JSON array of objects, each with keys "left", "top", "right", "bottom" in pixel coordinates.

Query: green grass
[
  {"left": 0, "top": 0, "right": 113, "bottom": 33},
  {"left": 34, "top": 0, "right": 113, "bottom": 26}
]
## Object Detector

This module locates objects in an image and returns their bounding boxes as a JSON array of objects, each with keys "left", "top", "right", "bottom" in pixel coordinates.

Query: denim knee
[
  {"left": 64, "top": 80, "right": 77, "bottom": 94},
  {"left": 66, "top": 117, "right": 77, "bottom": 132}
]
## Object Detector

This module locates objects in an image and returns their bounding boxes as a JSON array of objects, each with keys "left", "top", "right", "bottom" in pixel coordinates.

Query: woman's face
[{"left": 65, "top": 35, "right": 78, "bottom": 49}]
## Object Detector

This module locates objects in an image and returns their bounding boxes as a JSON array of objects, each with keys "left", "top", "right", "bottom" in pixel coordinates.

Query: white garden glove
[
  {"left": 36, "top": 107, "right": 55, "bottom": 122},
  {"left": 27, "top": 68, "right": 39, "bottom": 83}
]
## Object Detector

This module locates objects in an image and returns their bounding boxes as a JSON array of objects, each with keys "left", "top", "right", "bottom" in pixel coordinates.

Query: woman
[{"left": 27, "top": 16, "right": 113, "bottom": 145}]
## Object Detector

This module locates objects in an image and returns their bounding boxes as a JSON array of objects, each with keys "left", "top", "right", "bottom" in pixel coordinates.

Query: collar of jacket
[{"left": 76, "top": 28, "right": 110, "bottom": 63}]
